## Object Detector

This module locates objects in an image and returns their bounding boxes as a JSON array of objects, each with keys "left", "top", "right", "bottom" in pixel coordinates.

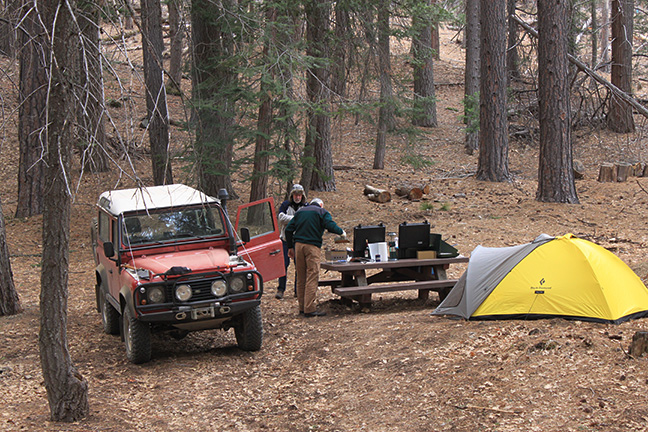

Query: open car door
[{"left": 235, "top": 198, "right": 285, "bottom": 283}]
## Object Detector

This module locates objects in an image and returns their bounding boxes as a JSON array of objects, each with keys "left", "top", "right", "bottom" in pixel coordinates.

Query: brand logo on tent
[{"left": 531, "top": 278, "right": 551, "bottom": 293}]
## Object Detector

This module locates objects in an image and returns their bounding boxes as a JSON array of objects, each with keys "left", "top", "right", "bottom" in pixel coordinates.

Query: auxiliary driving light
[
  {"left": 211, "top": 280, "right": 227, "bottom": 297},
  {"left": 175, "top": 284, "right": 192, "bottom": 301}
]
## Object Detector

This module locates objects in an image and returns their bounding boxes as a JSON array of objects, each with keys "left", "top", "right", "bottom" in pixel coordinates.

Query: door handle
[{"left": 269, "top": 249, "right": 281, "bottom": 256}]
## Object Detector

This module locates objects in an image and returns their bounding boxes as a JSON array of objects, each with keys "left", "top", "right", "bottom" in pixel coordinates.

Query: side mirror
[
  {"left": 103, "top": 241, "right": 115, "bottom": 258},
  {"left": 240, "top": 227, "right": 251, "bottom": 243}
]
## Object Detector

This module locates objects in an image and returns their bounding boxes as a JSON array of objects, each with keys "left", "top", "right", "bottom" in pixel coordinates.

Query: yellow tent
[{"left": 433, "top": 234, "right": 648, "bottom": 323}]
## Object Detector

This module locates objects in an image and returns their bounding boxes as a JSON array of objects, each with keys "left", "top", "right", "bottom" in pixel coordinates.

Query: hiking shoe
[
  {"left": 275, "top": 290, "right": 285, "bottom": 300},
  {"left": 304, "top": 310, "right": 327, "bottom": 317}
]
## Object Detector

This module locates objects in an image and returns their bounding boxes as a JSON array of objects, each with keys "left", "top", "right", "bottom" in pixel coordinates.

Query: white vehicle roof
[{"left": 97, "top": 184, "right": 219, "bottom": 216}]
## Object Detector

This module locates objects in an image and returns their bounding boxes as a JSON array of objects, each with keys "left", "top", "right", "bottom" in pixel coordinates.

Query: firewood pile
[
  {"left": 598, "top": 162, "right": 645, "bottom": 182},
  {"left": 363, "top": 184, "right": 430, "bottom": 203}
]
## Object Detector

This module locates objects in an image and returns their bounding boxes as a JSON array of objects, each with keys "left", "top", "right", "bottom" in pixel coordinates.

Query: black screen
[
  {"left": 397, "top": 222, "right": 431, "bottom": 259},
  {"left": 353, "top": 224, "right": 386, "bottom": 257}
]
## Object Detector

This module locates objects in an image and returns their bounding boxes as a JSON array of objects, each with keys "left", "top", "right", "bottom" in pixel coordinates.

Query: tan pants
[{"left": 294, "top": 242, "right": 321, "bottom": 314}]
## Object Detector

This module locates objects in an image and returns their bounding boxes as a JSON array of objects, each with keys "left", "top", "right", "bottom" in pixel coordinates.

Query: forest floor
[{"left": 4, "top": 26, "right": 648, "bottom": 432}]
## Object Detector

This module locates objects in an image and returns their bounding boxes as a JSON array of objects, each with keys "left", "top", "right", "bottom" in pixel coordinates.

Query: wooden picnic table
[{"left": 320, "top": 256, "right": 469, "bottom": 307}]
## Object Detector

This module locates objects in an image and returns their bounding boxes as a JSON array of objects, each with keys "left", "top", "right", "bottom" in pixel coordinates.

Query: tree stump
[
  {"left": 394, "top": 185, "right": 424, "bottom": 201},
  {"left": 598, "top": 163, "right": 616, "bottom": 182},
  {"left": 629, "top": 331, "right": 648, "bottom": 357},
  {"left": 363, "top": 185, "right": 391, "bottom": 203},
  {"left": 616, "top": 163, "right": 632, "bottom": 182}
]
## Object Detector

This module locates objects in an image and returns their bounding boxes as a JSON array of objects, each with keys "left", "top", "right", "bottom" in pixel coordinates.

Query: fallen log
[
  {"left": 363, "top": 185, "right": 391, "bottom": 203},
  {"left": 394, "top": 185, "right": 424, "bottom": 201}
]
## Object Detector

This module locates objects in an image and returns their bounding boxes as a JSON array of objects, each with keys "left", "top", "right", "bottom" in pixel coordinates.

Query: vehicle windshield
[{"left": 122, "top": 205, "right": 226, "bottom": 246}]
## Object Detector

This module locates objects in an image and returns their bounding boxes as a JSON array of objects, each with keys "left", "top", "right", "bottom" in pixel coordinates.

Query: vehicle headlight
[
  {"left": 211, "top": 280, "right": 227, "bottom": 297},
  {"left": 175, "top": 284, "right": 192, "bottom": 301},
  {"left": 229, "top": 275, "right": 246, "bottom": 293},
  {"left": 147, "top": 286, "right": 165, "bottom": 304}
]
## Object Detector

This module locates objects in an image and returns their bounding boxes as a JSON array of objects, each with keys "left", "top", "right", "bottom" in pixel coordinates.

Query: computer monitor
[
  {"left": 353, "top": 224, "right": 386, "bottom": 258},
  {"left": 397, "top": 221, "right": 431, "bottom": 259}
]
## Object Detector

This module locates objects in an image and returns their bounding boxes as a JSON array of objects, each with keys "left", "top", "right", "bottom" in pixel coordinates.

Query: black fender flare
[{"left": 94, "top": 264, "right": 110, "bottom": 313}]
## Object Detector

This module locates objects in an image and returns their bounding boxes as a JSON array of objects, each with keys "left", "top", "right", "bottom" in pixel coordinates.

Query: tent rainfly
[{"left": 433, "top": 234, "right": 648, "bottom": 324}]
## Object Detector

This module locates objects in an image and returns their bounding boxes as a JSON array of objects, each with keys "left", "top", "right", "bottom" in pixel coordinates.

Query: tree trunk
[
  {"left": 250, "top": 94, "right": 272, "bottom": 202},
  {"left": 39, "top": 0, "right": 89, "bottom": 421},
  {"left": 608, "top": 0, "right": 634, "bottom": 133},
  {"left": 464, "top": 0, "right": 480, "bottom": 155},
  {"left": 142, "top": 0, "right": 173, "bottom": 185},
  {"left": 275, "top": 3, "right": 301, "bottom": 191},
  {"left": 124, "top": 0, "right": 134, "bottom": 29},
  {"left": 506, "top": 0, "right": 520, "bottom": 81},
  {"left": 600, "top": 0, "right": 611, "bottom": 71},
  {"left": 355, "top": 7, "right": 377, "bottom": 126},
  {"left": 331, "top": 0, "right": 349, "bottom": 99},
  {"left": 477, "top": 0, "right": 510, "bottom": 182},
  {"left": 591, "top": 0, "right": 598, "bottom": 68},
  {"left": 430, "top": 0, "right": 440, "bottom": 60},
  {"left": 77, "top": 0, "right": 109, "bottom": 173},
  {"left": 373, "top": 0, "right": 393, "bottom": 170},
  {"left": 16, "top": 2, "right": 46, "bottom": 218},
  {"left": 191, "top": 0, "right": 238, "bottom": 199},
  {"left": 249, "top": 5, "right": 277, "bottom": 203},
  {"left": 0, "top": 196, "right": 21, "bottom": 316},
  {"left": 536, "top": 0, "right": 579, "bottom": 204},
  {"left": 0, "top": 0, "right": 20, "bottom": 57},
  {"left": 412, "top": 0, "right": 437, "bottom": 128},
  {"left": 303, "top": 0, "right": 335, "bottom": 191},
  {"left": 166, "top": 0, "right": 184, "bottom": 94}
]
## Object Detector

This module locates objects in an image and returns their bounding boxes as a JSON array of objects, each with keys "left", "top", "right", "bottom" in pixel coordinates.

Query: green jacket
[{"left": 285, "top": 205, "right": 343, "bottom": 248}]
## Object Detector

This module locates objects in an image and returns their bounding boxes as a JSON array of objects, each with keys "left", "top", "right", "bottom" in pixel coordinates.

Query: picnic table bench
[{"left": 320, "top": 256, "right": 469, "bottom": 307}]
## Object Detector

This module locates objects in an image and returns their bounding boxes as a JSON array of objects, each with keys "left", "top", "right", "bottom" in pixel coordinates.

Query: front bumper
[
  {"left": 130, "top": 269, "right": 263, "bottom": 326},
  {"left": 136, "top": 297, "right": 261, "bottom": 325}
]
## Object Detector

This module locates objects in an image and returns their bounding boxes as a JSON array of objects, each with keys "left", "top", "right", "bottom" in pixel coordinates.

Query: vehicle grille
[
  {"left": 167, "top": 278, "right": 221, "bottom": 303},
  {"left": 185, "top": 279, "right": 216, "bottom": 302}
]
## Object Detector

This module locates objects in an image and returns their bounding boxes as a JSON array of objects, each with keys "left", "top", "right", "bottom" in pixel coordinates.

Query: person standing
[
  {"left": 275, "top": 184, "right": 307, "bottom": 299},
  {"left": 285, "top": 198, "right": 345, "bottom": 317}
]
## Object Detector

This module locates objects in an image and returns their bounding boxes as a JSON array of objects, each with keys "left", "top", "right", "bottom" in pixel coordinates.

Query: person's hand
[
  {"left": 288, "top": 248, "right": 295, "bottom": 259},
  {"left": 341, "top": 230, "right": 347, "bottom": 239}
]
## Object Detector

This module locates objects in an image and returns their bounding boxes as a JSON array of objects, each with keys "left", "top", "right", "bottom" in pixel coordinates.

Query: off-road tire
[
  {"left": 123, "top": 307, "right": 152, "bottom": 364},
  {"left": 234, "top": 305, "right": 263, "bottom": 351},
  {"left": 101, "top": 292, "right": 120, "bottom": 335}
]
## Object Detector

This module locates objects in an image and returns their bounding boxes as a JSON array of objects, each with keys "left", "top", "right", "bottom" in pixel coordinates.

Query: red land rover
[{"left": 91, "top": 184, "right": 284, "bottom": 363}]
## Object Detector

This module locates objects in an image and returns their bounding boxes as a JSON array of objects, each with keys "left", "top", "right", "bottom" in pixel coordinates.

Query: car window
[
  {"left": 236, "top": 201, "right": 275, "bottom": 239},
  {"left": 122, "top": 205, "right": 226, "bottom": 246},
  {"left": 98, "top": 211, "right": 110, "bottom": 242},
  {"left": 112, "top": 219, "right": 119, "bottom": 246}
]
